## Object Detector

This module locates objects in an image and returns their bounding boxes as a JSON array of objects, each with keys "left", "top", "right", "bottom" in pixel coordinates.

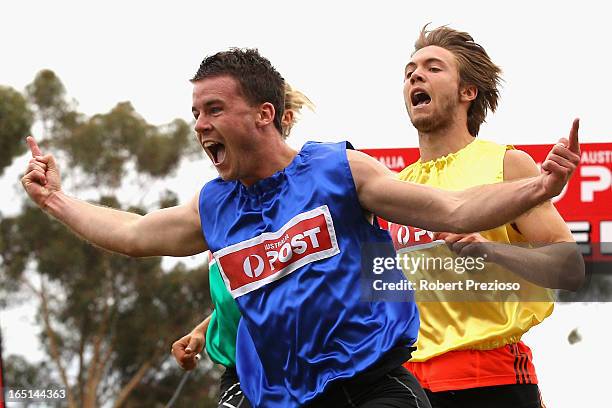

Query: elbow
[
  {"left": 118, "top": 245, "right": 141, "bottom": 258},
  {"left": 124, "top": 243, "right": 151, "bottom": 258},
  {"left": 559, "top": 249, "right": 586, "bottom": 291},
  {"left": 119, "top": 230, "right": 147, "bottom": 258},
  {"left": 561, "top": 272, "right": 585, "bottom": 292}
]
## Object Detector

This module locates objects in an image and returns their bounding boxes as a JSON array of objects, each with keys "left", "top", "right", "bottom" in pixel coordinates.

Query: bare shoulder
[
  {"left": 188, "top": 192, "right": 200, "bottom": 212},
  {"left": 186, "top": 193, "right": 203, "bottom": 226},
  {"left": 346, "top": 149, "right": 393, "bottom": 191},
  {"left": 346, "top": 149, "right": 393, "bottom": 175},
  {"left": 503, "top": 149, "right": 540, "bottom": 181}
]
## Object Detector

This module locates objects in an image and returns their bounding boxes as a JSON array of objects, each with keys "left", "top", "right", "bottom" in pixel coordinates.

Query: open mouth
[
  {"left": 411, "top": 91, "right": 431, "bottom": 107},
  {"left": 203, "top": 141, "right": 226, "bottom": 165}
]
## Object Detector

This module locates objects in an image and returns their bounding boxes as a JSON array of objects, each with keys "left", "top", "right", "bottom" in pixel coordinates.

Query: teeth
[{"left": 204, "top": 141, "right": 218, "bottom": 148}]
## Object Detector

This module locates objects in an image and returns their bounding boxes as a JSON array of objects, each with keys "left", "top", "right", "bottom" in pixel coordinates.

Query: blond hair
[{"left": 282, "top": 83, "right": 315, "bottom": 139}]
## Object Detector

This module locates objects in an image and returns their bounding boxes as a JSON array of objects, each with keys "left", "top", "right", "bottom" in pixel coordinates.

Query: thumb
[
  {"left": 45, "top": 154, "right": 58, "bottom": 170},
  {"left": 186, "top": 335, "right": 202, "bottom": 354}
]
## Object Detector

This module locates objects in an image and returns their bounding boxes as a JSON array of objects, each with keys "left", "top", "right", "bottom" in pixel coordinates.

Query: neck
[
  {"left": 417, "top": 119, "right": 475, "bottom": 162},
  {"left": 239, "top": 132, "right": 298, "bottom": 186}
]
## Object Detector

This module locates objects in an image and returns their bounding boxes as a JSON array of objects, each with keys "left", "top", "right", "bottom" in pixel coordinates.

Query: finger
[
  {"left": 550, "top": 143, "right": 580, "bottom": 163},
  {"left": 568, "top": 118, "right": 580, "bottom": 155},
  {"left": 34, "top": 154, "right": 54, "bottom": 165},
  {"left": 180, "top": 355, "right": 197, "bottom": 371},
  {"left": 541, "top": 160, "right": 567, "bottom": 175},
  {"left": 186, "top": 336, "right": 203, "bottom": 354},
  {"left": 433, "top": 232, "right": 449, "bottom": 240},
  {"left": 27, "top": 170, "right": 47, "bottom": 185},
  {"left": 171, "top": 340, "right": 186, "bottom": 355},
  {"left": 28, "top": 161, "right": 47, "bottom": 175},
  {"left": 443, "top": 234, "right": 464, "bottom": 244},
  {"left": 26, "top": 136, "right": 43, "bottom": 157},
  {"left": 29, "top": 158, "right": 48, "bottom": 171},
  {"left": 546, "top": 154, "right": 576, "bottom": 171},
  {"left": 45, "top": 154, "right": 59, "bottom": 171}
]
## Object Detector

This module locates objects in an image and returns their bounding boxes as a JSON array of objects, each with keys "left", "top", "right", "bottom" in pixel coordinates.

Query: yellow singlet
[{"left": 393, "top": 139, "right": 553, "bottom": 362}]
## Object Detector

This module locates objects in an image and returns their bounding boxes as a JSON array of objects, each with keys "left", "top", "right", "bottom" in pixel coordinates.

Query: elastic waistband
[{"left": 308, "top": 346, "right": 415, "bottom": 405}]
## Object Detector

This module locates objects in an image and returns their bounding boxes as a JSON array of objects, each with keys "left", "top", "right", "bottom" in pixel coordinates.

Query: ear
[
  {"left": 460, "top": 84, "right": 478, "bottom": 103},
  {"left": 281, "top": 110, "right": 294, "bottom": 130},
  {"left": 255, "top": 102, "right": 276, "bottom": 128}
]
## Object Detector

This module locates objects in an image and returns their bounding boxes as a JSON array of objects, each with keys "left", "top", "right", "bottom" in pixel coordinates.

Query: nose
[
  {"left": 194, "top": 115, "right": 213, "bottom": 135},
  {"left": 409, "top": 66, "right": 425, "bottom": 85}
]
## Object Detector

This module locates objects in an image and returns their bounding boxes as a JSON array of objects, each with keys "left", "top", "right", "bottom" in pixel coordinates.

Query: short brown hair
[
  {"left": 414, "top": 25, "right": 502, "bottom": 136},
  {"left": 191, "top": 48, "right": 285, "bottom": 134}
]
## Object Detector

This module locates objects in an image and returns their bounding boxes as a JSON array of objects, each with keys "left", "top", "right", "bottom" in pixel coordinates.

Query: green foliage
[
  {"left": 1, "top": 70, "right": 218, "bottom": 407},
  {"left": 2, "top": 354, "right": 56, "bottom": 389},
  {"left": 51, "top": 102, "right": 194, "bottom": 188},
  {"left": 2, "top": 355, "right": 63, "bottom": 408},
  {"left": 0, "top": 85, "right": 34, "bottom": 175},
  {"left": 25, "top": 69, "right": 69, "bottom": 126}
]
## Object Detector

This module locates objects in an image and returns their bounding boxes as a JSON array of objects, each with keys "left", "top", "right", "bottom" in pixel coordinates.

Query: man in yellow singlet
[{"left": 391, "top": 25, "right": 585, "bottom": 408}]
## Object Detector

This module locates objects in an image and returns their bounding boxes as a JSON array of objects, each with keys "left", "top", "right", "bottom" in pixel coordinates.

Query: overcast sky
[{"left": 1, "top": 1, "right": 611, "bottom": 406}]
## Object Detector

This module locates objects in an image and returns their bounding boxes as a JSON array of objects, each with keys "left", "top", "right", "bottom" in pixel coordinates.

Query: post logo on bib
[
  {"left": 213, "top": 205, "right": 340, "bottom": 298},
  {"left": 388, "top": 222, "right": 434, "bottom": 250}
]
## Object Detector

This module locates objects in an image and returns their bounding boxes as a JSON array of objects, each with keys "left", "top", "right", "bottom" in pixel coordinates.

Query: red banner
[{"left": 361, "top": 143, "right": 612, "bottom": 262}]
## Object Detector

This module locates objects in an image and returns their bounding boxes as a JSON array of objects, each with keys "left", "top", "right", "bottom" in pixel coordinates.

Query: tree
[
  {"left": 1, "top": 355, "right": 62, "bottom": 408},
  {"left": 0, "top": 85, "right": 34, "bottom": 176},
  {"left": 0, "top": 70, "right": 217, "bottom": 407},
  {"left": 25, "top": 69, "right": 71, "bottom": 138}
]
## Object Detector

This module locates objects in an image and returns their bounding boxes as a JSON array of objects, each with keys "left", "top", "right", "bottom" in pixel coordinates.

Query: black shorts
[
  {"left": 218, "top": 367, "right": 251, "bottom": 408},
  {"left": 425, "top": 384, "right": 545, "bottom": 408},
  {"left": 307, "top": 347, "right": 432, "bottom": 408}
]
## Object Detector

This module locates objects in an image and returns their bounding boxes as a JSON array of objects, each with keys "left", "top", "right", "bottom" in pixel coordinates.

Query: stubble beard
[{"left": 408, "top": 93, "right": 459, "bottom": 134}]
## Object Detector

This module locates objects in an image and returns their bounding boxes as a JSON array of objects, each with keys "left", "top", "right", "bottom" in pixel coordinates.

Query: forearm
[
  {"left": 448, "top": 176, "right": 548, "bottom": 233},
  {"left": 487, "top": 242, "right": 585, "bottom": 290},
  {"left": 372, "top": 176, "right": 548, "bottom": 234},
  {"left": 44, "top": 191, "right": 141, "bottom": 256}
]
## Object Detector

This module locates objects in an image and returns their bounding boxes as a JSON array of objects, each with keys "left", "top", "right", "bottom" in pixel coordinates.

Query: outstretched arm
[
  {"left": 351, "top": 119, "right": 581, "bottom": 235},
  {"left": 434, "top": 146, "right": 585, "bottom": 290},
  {"left": 21, "top": 136, "right": 207, "bottom": 257}
]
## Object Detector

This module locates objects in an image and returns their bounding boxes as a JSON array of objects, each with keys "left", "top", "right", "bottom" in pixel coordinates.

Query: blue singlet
[{"left": 199, "top": 141, "right": 419, "bottom": 407}]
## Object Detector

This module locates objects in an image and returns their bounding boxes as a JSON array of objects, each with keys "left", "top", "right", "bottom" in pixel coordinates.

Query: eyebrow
[
  {"left": 192, "top": 98, "right": 224, "bottom": 113},
  {"left": 405, "top": 57, "right": 447, "bottom": 73}
]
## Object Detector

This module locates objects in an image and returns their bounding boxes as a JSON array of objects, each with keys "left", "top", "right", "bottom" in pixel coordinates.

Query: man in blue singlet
[
  {"left": 171, "top": 84, "right": 314, "bottom": 408},
  {"left": 21, "top": 48, "right": 580, "bottom": 408}
]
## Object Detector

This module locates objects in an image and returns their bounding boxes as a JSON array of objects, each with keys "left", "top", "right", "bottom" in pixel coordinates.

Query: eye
[
  {"left": 429, "top": 67, "right": 441, "bottom": 73},
  {"left": 405, "top": 71, "right": 413, "bottom": 79},
  {"left": 192, "top": 111, "right": 199, "bottom": 120},
  {"left": 209, "top": 106, "right": 222, "bottom": 115}
]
